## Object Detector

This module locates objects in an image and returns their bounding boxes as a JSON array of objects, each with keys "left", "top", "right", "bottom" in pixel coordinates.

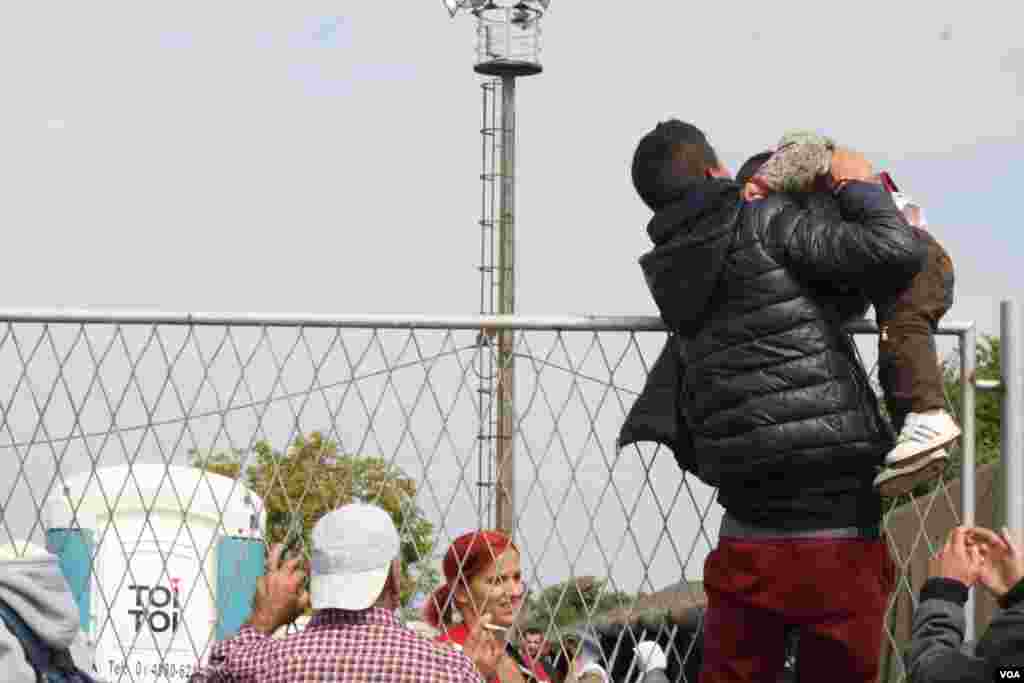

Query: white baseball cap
[{"left": 310, "top": 503, "right": 400, "bottom": 611}]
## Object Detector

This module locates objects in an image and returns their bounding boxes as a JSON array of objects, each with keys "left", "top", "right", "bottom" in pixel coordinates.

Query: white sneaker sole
[
  {"left": 875, "top": 450, "right": 949, "bottom": 498},
  {"left": 885, "top": 423, "right": 961, "bottom": 467}
]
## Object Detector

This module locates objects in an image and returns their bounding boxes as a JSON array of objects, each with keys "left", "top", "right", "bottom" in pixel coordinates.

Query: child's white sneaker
[
  {"left": 885, "top": 410, "right": 961, "bottom": 468},
  {"left": 875, "top": 449, "right": 949, "bottom": 498}
]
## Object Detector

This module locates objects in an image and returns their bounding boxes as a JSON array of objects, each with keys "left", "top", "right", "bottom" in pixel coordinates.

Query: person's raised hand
[
  {"left": 829, "top": 147, "right": 874, "bottom": 191},
  {"left": 248, "top": 543, "right": 311, "bottom": 635},
  {"left": 635, "top": 641, "right": 668, "bottom": 673},
  {"left": 967, "top": 526, "right": 1024, "bottom": 599},
  {"left": 742, "top": 182, "right": 766, "bottom": 201},
  {"left": 929, "top": 526, "right": 984, "bottom": 587},
  {"left": 462, "top": 614, "right": 505, "bottom": 680},
  {"left": 495, "top": 652, "right": 527, "bottom": 683}
]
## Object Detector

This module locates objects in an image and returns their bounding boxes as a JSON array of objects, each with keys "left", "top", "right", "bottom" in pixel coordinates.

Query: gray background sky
[{"left": 0, "top": 1, "right": 1021, "bottom": 600}]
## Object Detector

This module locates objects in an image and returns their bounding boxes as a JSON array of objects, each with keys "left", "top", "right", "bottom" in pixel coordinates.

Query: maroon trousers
[{"left": 700, "top": 536, "right": 896, "bottom": 683}]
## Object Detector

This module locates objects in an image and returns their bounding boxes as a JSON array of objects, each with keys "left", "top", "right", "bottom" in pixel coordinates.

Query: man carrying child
[
  {"left": 628, "top": 120, "right": 926, "bottom": 682},
  {"left": 741, "top": 131, "right": 960, "bottom": 497}
]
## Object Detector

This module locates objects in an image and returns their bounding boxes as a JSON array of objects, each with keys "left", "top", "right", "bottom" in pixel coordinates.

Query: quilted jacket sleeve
[{"left": 765, "top": 180, "right": 926, "bottom": 296}]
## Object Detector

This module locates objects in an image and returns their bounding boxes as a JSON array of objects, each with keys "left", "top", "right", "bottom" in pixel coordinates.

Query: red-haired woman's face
[{"left": 455, "top": 548, "right": 524, "bottom": 627}]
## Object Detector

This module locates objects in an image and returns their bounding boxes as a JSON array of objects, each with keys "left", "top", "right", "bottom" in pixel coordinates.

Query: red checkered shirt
[{"left": 188, "top": 608, "right": 485, "bottom": 683}]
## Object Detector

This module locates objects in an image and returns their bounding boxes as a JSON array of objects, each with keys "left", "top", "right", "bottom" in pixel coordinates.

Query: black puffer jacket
[
  {"left": 586, "top": 609, "right": 800, "bottom": 683},
  {"left": 636, "top": 178, "right": 926, "bottom": 530}
]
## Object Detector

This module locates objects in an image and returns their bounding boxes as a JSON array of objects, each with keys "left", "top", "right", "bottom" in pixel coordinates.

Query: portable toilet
[{"left": 44, "top": 464, "right": 266, "bottom": 683}]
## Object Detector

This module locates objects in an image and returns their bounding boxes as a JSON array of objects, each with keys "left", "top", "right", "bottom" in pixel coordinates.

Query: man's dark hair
[
  {"left": 735, "top": 151, "right": 773, "bottom": 187},
  {"left": 523, "top": 626, "right": 544, "bottom": 637},
  {"left": 631, "top": 120, "right": 721, "bottom": 211}
]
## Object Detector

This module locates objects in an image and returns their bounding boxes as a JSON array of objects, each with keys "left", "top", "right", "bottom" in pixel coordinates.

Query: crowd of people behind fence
[{"left": 2, "top": 123, "right": 1023, "bottom": 682}]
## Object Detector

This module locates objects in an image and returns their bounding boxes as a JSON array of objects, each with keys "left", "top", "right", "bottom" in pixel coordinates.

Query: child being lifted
[{"left": 741, "top": 131, "right": 960, "bottom": 497}]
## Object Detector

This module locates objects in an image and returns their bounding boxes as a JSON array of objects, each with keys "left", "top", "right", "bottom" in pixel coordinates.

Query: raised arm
[
  {"left": 189, "top": 544, "right": 308, "bottom": 683},
  {"left": 905, "top": 578, "right": 987, "bottom": 682},
  {"left": 906, "top": 527, "right": 989, "bottom": 682},
  {"left": 967, "top": 527, "right": 1024, "bottom": 667},
  {"left": 763, "top": 147, "right": 926, "bottom": 294},
  {"left": 765, "top": 180, "right": 926, "bottom": 294}
]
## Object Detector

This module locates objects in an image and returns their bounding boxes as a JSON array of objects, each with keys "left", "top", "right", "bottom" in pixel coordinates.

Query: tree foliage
[
  {"left": 944, "top": 335, "right": 1002, "bottom": 472},
  {"left": 887, "top": 334, "right": 1002, "bottom": 507},
  {"left": 191, "top": 431, "right": 438, "bottom": 606},
  {"left": 524, "top": 576, "right": 632, "bottom": 632}
]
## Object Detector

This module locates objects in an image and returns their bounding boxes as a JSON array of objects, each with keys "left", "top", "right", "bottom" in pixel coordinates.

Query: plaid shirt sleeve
[
  {"left": 191, "top": 610, "right": 489, "bottom": 683},
  {"left": 188, "top": 625, "right": 276, "bottom": 683}
]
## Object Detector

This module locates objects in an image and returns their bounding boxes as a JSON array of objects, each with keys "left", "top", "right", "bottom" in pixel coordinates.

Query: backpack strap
[
  {"left": 0, "top": 595, "right": 56, "bottom": 681},
  {"left": 0, "top": 596, "right": 99, "bottom": 683}
]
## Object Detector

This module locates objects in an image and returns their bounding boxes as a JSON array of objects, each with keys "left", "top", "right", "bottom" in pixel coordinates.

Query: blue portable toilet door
[
  {"left": 215, "top": 536, "right": 266, "bottom": 641},
  {"left": 46, "top": 528, "right": 95, "bottom": 634}
]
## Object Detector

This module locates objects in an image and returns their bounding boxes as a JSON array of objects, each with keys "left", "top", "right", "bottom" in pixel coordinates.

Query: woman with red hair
[{"left": 424, "top": 530, "right": 547, "bottom": 682}]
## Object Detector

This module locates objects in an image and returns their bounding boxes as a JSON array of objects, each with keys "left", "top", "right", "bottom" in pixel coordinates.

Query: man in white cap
[{"left": 189, "top": 503, "right": 507, "bottom": 682}]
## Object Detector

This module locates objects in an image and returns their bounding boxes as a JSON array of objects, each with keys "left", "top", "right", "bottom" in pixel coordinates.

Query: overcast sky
[{"left": 0, "top": 1, "right": 1021, "bottom": 599}]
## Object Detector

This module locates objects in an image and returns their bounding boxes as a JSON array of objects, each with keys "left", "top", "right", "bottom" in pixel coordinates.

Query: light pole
[{"left": 443, "top": 1, "right": 549, "bottom": 535}]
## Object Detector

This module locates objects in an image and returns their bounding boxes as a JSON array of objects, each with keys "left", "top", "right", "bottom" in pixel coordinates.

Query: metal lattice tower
[
  {"left": 446, "top": 0, "right": 548, "bottom": 534},
  {"left": 476, "top": 74, "right": 520, "bottom": 534},
  {"left": 475, "top": 78, "right": 501, "bottom": 527}
]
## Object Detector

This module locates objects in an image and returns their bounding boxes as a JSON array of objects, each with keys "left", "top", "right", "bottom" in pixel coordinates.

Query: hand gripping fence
[{"left": 0, "top": 306, "right": 1018, "bottom": 683}]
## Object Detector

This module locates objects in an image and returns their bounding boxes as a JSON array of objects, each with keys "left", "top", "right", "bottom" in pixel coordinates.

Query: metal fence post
[
  {"left": 1002, "top": 301, "right": 1023, "bottom": 537},
  {"left": 495, "top": 75, "right": 518, "bottom": 537},
  {"left": 961, "top": 325, "right": 977, "bottom": 641}
]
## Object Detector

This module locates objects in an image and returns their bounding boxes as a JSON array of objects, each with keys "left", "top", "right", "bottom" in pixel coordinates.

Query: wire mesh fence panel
[{"left": 0, "top": 314, "right": 976, "bottom": 683}]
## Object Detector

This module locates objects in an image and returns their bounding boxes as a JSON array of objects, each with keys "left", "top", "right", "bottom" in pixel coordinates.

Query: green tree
[
  {"left": 524, "top": 576, "right": 632, "bottom": 632},
  {"left": 191, "top": 431, "right": 438, "bottom": 606},
  {"left": 944, "top": 335, "right": 1002, "bottom": 474},
  {"left": 885, "top": 334, "right": 1002, "bottom": 507}
]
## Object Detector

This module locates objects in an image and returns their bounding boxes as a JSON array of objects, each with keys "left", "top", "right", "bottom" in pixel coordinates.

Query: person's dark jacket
[
  {"left": 586, "top": 607, "right": 798, "bottom": 682},
  {"left": 622, "top": 178, "right": 925, "bottom": 530},
  {"left": 906, "top": 577, "right": 1024, "bottom": 681},
  {"left": 555, "top": 616, "right": 696, "bottom": 683},
  {"left": 590, "top": 609, "right": 702, "bottom": 683},
  {"left": 618, "top": 334, "right": 697, "bottom": 474}
]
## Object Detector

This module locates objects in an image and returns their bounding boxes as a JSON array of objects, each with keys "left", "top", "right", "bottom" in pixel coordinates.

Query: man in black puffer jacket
[{"left": 626, "top": 120, "right": 926, "bottom": 683}]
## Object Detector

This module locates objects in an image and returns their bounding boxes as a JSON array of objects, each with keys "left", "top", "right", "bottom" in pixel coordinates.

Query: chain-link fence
[{"left": 0, "top": 310, "right": 1000, "bottom": 682}]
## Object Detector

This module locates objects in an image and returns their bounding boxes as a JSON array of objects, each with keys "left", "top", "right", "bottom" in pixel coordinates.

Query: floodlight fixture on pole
[
  {"left": 444, "top": 0, "right": 549, "bottom": 536},
  {"left": 442, "top": 0, "right": 549, "bottom": 76}
]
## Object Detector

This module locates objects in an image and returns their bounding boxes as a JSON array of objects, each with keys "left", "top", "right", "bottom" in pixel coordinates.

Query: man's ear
[
  {"left": 385, "top": 559, "right": 402, "bottom": 601},
  {"left": 706, "top": 165, "right": 731, "bottom": 179}
]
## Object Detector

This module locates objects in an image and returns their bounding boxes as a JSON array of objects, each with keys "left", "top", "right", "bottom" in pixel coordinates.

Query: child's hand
[
  {"left": 829, "top": 148, "right": 874, "bottom": 190},
  {"left": 742, "top": 181, "right": 766, "bottom": 201}
]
